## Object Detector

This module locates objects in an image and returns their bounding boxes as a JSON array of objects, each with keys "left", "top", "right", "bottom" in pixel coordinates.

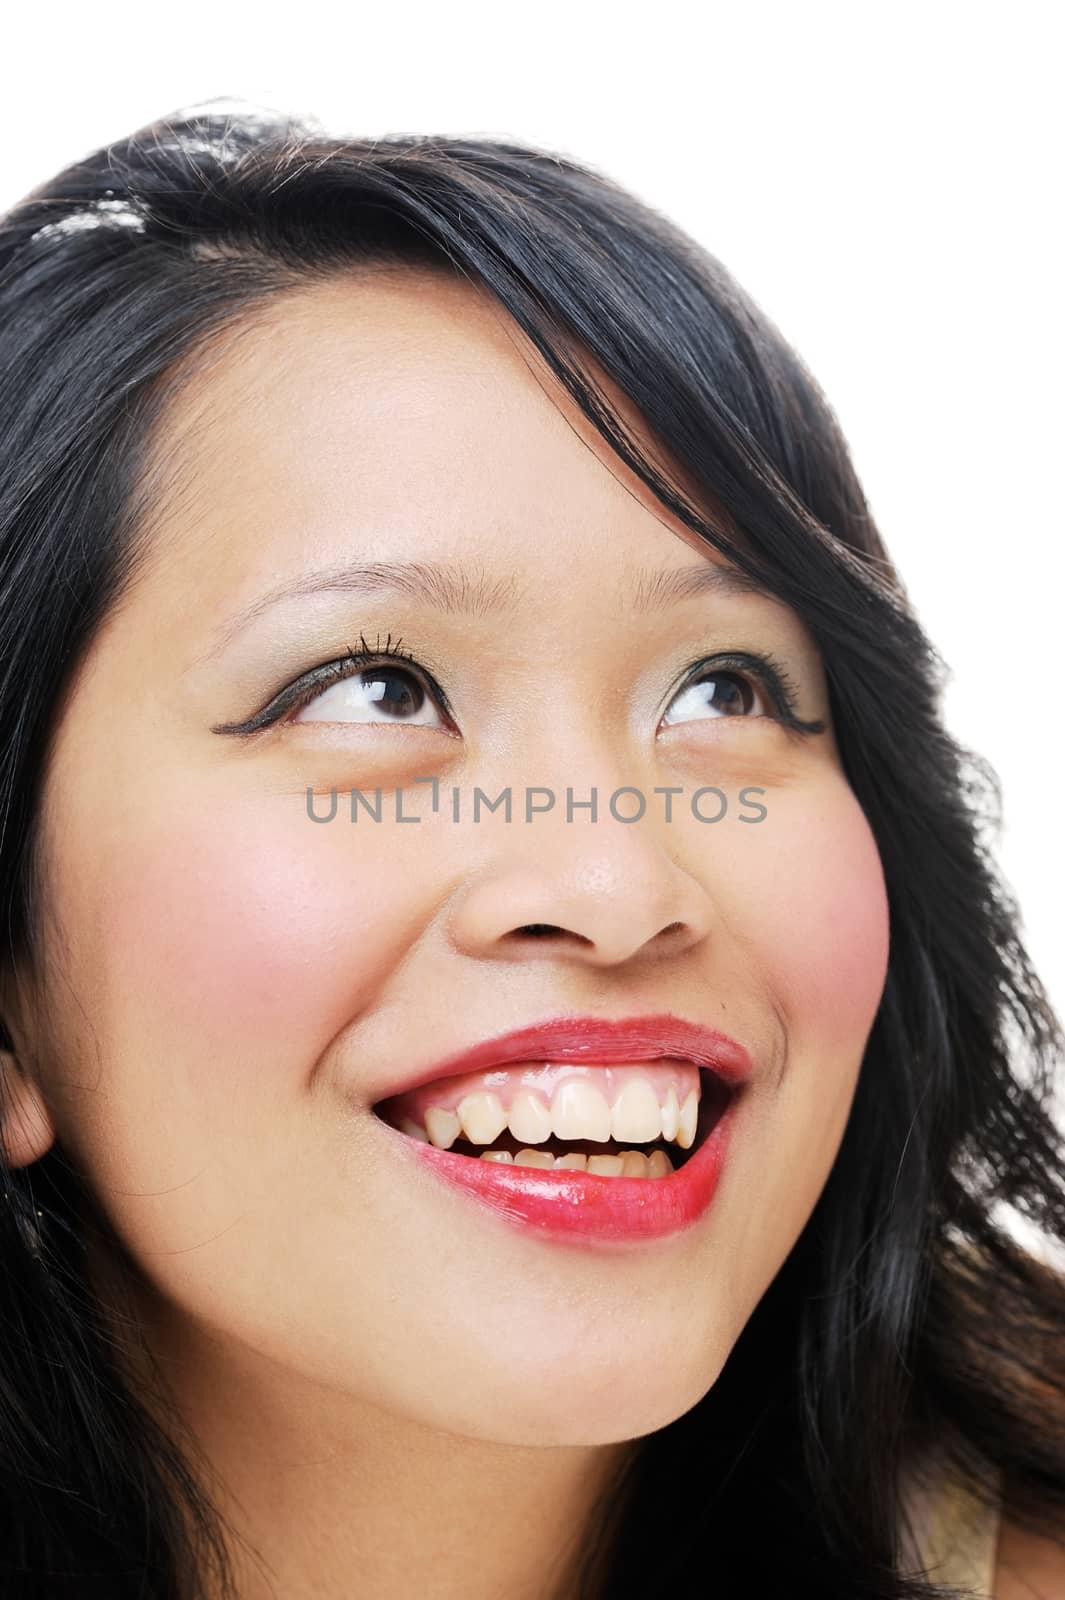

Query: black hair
[{"left": 1, "top": 101, "right": 1062, "bottom": 1599}]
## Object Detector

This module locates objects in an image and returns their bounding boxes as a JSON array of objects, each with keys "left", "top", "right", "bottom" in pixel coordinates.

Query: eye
[
  {"left": 213, "top": 640, "right": 825, "bottom": 741},
  {"left": 658, "top": 651, "right": 815, "bottom": 732},
  {"left": 291, "top": 649, "right": 450, "bottom": 728},
  {"left": 661, "top": 668, "right": 766, "bottom": 726}
]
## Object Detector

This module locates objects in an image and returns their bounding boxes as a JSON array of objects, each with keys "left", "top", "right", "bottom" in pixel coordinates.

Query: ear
[
  {"left": 0, "top": 1048, "right": 57, "bottom": 1166},
  {"left": 0, "top": 982, "right": 58, "bottom": 1167}
]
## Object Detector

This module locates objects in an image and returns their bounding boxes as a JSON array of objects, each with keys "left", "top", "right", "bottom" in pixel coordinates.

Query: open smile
[{"left": 368, "top": 1013, "right": 752, "bottom": 1248}]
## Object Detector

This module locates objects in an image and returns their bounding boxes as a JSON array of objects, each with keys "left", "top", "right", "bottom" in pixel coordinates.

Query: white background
[{"left": 2, "top": 3, "right": 1061, "bottom": 1052}]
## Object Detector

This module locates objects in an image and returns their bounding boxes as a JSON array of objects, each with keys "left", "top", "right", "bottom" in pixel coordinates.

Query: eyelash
[
  {"left": 669, "top": 650, "right": 825, "bottom": 735},
  {"left": 212, "top": 634, "right": 453, "bottom": 738},
  {"left": 212, "top": 633, "right": 826, "bottom": 738}
]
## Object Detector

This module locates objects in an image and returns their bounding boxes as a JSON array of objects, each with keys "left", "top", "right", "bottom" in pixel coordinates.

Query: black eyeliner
[
  {"left": 672, "top": 650, "right": 826, "bottom": 736},
  {"left": 210, "top": 635, "right": 454, "bottom": 737},
  {"left": 212, "top": 642, "right": 826, "bottom": 740}
]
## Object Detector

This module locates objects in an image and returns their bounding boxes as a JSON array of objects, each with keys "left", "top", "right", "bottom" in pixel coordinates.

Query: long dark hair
[{"left": 1, "top": 102, "right": 1062, "bottom": 1599}]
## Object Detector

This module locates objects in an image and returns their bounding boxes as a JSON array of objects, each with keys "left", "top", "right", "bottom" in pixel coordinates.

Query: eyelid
[
  {"left": 211, "top": 643, "right": 827, "bottom": 740},
  {"left": 663, "top": 651, "right": 826, "bottom": 735},
  {"left": 210, "top": 638, "right": 455, "bottom": 737}
]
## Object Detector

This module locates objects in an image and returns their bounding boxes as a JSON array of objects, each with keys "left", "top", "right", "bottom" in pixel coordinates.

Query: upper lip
[{"left": 370, "top": 1012, "right": 754, "bottom": 1107}]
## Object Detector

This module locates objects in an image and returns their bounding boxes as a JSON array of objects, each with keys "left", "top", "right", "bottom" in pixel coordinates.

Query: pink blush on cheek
[
  {"left": 744, "top": 793, "right": 891, "bottom": 1050},
  {"left": 103, "top": 813, "right": 410, "bottom": 1078}
]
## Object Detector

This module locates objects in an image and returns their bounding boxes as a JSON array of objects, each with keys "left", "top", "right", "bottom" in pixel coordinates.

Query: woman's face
[{"left": 9, "top": 269, "right": 889, "bottom": 1448}]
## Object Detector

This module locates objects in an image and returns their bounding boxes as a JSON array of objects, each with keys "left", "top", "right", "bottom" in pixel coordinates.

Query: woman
[{"left": 0, "top": 104, "right": 1062, "bottom": 1600}]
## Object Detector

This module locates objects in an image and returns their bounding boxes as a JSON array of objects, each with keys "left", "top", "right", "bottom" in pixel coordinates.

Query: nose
[{"left": 444, "top": 806, "right": 716, "bottom": 969}]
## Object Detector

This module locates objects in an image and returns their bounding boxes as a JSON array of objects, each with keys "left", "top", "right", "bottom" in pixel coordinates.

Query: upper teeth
[{"left": 405, "top": 1070, "right": 700, "bottom": 1151}]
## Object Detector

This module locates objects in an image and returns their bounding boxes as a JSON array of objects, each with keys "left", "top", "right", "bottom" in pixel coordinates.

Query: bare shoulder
[{"left": 994, "top": 1502, "right": 1065, "bottom": 1598}]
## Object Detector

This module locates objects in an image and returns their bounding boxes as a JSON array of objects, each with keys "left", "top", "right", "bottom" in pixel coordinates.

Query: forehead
[{"left": 134, "top": 267, "right": 737, "bottom": 598}]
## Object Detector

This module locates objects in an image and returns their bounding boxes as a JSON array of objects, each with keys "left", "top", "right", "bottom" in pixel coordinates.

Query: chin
[{"left": 426, "top": 1353, "right": 723, "bottom": 1449}]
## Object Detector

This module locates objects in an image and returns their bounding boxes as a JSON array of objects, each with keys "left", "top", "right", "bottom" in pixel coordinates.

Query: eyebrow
[{"left": 196, "top": 555, "right": 774, "bottom": 667}]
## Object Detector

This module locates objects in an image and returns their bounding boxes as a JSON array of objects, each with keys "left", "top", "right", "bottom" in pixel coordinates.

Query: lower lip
[{"left": 375, "top": 1089, "right": 741, "bottom": 1248}]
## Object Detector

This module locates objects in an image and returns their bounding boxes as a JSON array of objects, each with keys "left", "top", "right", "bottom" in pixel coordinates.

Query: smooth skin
[{"left": 3, "top": 266, "right": 1043, "bottom": 1598}]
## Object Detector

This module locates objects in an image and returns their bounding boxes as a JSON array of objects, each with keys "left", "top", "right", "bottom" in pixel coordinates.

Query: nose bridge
[{"left": 443, "top": 740, "right": 716, "bottom": 966}]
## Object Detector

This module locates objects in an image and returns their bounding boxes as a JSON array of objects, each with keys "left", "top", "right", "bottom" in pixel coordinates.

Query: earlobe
[{"left": 0, "top": 1052, "right": 57, "bottom": 1168}]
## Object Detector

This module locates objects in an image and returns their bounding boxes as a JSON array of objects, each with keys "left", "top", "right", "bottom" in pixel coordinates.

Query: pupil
[
  {"left": 365, "top": 669, "right": 422, "bottom": 718},
  {"left": 709, "top": 672, "right": 748, "bottom": 714}
]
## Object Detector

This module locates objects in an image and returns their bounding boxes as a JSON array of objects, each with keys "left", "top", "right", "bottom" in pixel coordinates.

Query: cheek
[
  {"left": 43, "top": 790, "right": 451, "bottom": 1260},
  {"left": 84, "top": 794, "right": 440, "bottom": 1082},
  {"left": 686, "top": 778, "right": 891, "bottom": 1315},
  {"left": 728, "top": 780, "right": 890, "bottom": 1052}
]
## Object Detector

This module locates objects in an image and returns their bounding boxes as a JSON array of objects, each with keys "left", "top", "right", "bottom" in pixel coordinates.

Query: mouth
[
  {"left": 372, "top": 1065, "right": 733, "bottom": 1178},
  {"left": 364, "top": 1014, "right": 751, "bottom": 1244}
]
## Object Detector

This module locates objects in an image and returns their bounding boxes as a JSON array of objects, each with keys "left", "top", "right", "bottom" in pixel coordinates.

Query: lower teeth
[{"left": 478, "top": 1147, "right": 674, "bottom": 1178}]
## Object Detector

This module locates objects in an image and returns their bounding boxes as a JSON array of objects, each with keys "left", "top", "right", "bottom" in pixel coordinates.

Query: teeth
[
  {"left": 660, "top": 1086, "right": 680, "bottom": 1142},
  {"left": 479, "top": 1147, "right": 675, "bottom": 1178},
  {"left": 677, "top": 1088, "right": 699, "bottom": 1150},
  {"left": 610, "top": 1077, "right": 662, "bottom": 1143},
  {"left": 555, "top": 1151, "right": 589, "bottom": 1170},
  {"left": 513, "top": 1147, "right": 555, "bottom": 1168},
  {"left": 587, "top": 1154, "right": 624, "bottom": 1176},
  {"left": 507, "top": 1088, "right": 553, "bottom": 1145},
  {"left": 395, "top": 1069, "right": 705, "bottom": 1160},
  {"left": 425, "top": 1107, "right": 461, "bottom": 1149},
  {"left": 456, "top": 1091, "right": 508, "bottom": 1144},
  {"left": 550, "top": 1079, "right": 612, "bottom": 1143}
]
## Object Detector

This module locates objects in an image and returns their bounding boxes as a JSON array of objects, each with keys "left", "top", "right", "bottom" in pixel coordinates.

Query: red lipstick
[
  {"left": 370, "top": 1012, "right": 753, "bottom": 1100},
  {"left": 371, "top": 1013, "right": 752, "bottom": 1248}
]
